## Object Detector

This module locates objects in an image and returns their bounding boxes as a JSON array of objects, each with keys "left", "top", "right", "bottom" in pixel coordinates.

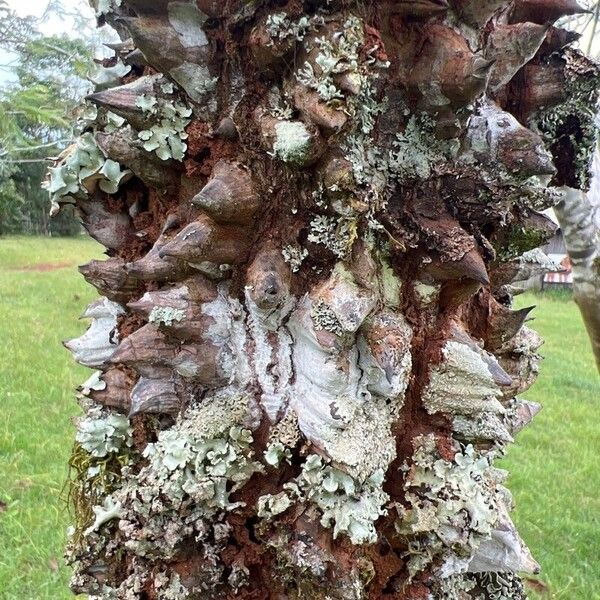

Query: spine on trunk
[{"left": 49, "top": 1, "right": 599, "bottom": 598}]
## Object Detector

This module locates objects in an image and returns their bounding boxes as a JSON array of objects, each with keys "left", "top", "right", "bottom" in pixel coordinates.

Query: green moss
[
  {"left": 66, "top": 440, "right": 132, "bottom": 549},
  {"left": 497, "top": 225, "right": 549, "bottom": 261}
]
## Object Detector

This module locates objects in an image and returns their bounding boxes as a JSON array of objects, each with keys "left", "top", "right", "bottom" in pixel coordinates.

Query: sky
[{"left": 5, "top": 0, "right": 95, "bottom": 31}]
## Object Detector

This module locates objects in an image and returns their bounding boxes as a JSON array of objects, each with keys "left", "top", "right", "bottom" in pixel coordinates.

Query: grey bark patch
[{"left": 167, "top": 2, "right": 208, "bottom": 48}]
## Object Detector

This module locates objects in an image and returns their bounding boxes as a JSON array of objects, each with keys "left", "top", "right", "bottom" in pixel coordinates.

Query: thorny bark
[{"left": 49, "top": 1, "right": 599, "bottom": 599}]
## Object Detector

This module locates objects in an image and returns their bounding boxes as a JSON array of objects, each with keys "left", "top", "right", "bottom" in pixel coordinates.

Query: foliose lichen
[
  {"left": 535, "top": 50, "right": 600, "bottom": 190},
  {"left": 306, "top": 215, "right": 356, "bottom": 258},
  {"left": 92, "top": 0, "right": 121, "bottom": 17},
  {"left": 75, "top": 405, "right": 132, "bottom": 458},
  {"left": 258, "top": 455, "right": 389, "bottom": 545},
  {"left": 282, "top": 244, "right": 309, "bottom": 272},
  {"left": 136, "top": 86, "right": 192, "bottom": 161},
  {"left": 311, "top": 299, "right": 344, "bottom": 336},
  {"left": 148, "top": 306, "right": 186, "bottom": 326},
  {"left": 472, "top": 571, "right": 528, "bottom": 600},
  {"left": 388, "top": 113, "right": 457, "bottom": 181},
  {"left": 45, "top": 132, "right": 130, "bottom": 211},
  {"left": 300, "top": 455, "right": 388, "bottom": 545},
  {"left": 296, "top": 16, "right": 364, "bottom": 104},
  {"left": 265, "top": 12, "right": 311, "bottom": 45},
  {"left": 395, "top": 435, "right": 500, "bottom": 577},
  {"left": 89, "top": 58, "right": 131, "bottom": 90},
  {"left": 101, "top": 392, "right": 262, "bottom": 559}
]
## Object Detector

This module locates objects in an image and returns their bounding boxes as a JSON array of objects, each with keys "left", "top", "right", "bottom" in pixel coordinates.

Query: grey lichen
[
  {"left": 84, "top": 495, "right": 123, "bottom": 535},
  {"left": 259, "top": 455, "right": 388, "bottom": 545},
  {"left": 300, "top": 455, "right": 388, "bottom": 545},
  {"left": 282, "top": 244, "right": 308, "bottom": 272},
  {"left": 472, "top": 571, "right": 527, "bottom": 600},
  {"left": 388, "top": 113, "right": 457, "bottom": 181},
  {"left": 296, "top": 16, "right": 364, "bottom": 104},
  {"left": 535, "top": 50, "right": 600, "bottom": 190},
  {"left": 311, "top": 299, "right": 344, "bottom": 336},
  {"left": 423, "top": 340, "right": 505, "bottom": 416},
  {"left": 264, "top": 441, "right": 292, "bottom": 467},
  {"left": 89, "top": 59, "right": 131, "bottom": 90},
  {"left": 429, "top": 574, "right": 476, "bottom": 600},
  {"left": 103, "top": 392, "right": 262, "bottom": 558},
  {"left": 92, "top": 0, "right": 121, "bottom": 17}
]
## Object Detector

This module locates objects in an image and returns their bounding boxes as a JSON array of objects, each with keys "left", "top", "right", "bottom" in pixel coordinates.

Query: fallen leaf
[
  {"left": 0, "top": 500, "right": 7, "bottom": 513},
  {"left": 49, "top": 558, "right": 59, "bottom": 573}
]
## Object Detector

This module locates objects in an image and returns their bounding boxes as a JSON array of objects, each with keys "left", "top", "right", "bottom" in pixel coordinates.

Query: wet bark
[{"left": 51, "top": 1, "right": 599, "bottom": 598}]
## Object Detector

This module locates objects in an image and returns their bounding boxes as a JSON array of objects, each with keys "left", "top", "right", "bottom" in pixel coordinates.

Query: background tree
[
  {"left": 0, "top": 0, "right": 97, "bottom": 234},
  {"left": 54, "top": 1, "right": 599, "bottom": 599}
]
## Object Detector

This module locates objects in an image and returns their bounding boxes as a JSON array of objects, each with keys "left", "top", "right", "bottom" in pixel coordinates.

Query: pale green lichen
[
  {"left": 300, "top": 456, "right": 388, "bottom": 545},
  {"left": 319, "top": 395, "right": 399, "bottom": 481},
  {"left": 259, "top": 455, "right": 388, "bottom": 545},
  {"left": 296, "top": 16, "right": 364, "bottom": 104},
  {"left": 282, "top": 244, "right": 308, "bottom": 272},
  {"left": 153, "top": 571, "right": 190, "bottom": 600},
  {"left": 136, "top": 92, "right": 192, "bottom": 161},
  {"left": 396, "top": 435, "right": 500, "bottom": 578},
  {"left": 84, "top": 496, "right": 123, "bottom": 535},
  {"left": 379, "top": 256, "right": 402, "bottom": 308},
  {"left": 311, "top": 299, "right": 344, "bottom": 336},
  {"left": 535, "top": 50, "right": 600, "bottom": 190},
  {"left": 472, "top": 571, "right": 527, "bottom": 600},
  {"left": 429, "top": 574, "right": 476, "bottom": 599},
  {"left": 101, "top": 392, "right": 262, "bottom": 559},
  {"left": 388, "top": 113, "right": 457, "bottom": 181},
  {"left": 75, "top": 405, "right": 132, "bottom": 458},
  {"left": 264, "top": 441, "right": 291, "bottom": 467},
  {"left": 148, "top": 306, "right": 185, "bottom": 326},
  {"left": 45, "top": 132, "right": 130, "bottom": 209},
  {"left": 257, "top": 491, "right": 293, "bottom": 519},
  {"left": 265, "top": 12, "right": 311, "bottom": 44},
  {"left": 93, "top": 0, "right": 121, "bottom": 17},
  {"left": 306, "top": 215, "right": 356, "bottom": 258},
  {"left": 89, "top": 58, "right": 131, "bottom": 90},
  {"left": 272, "top": 120, "right": 312, "bottom": 164}
]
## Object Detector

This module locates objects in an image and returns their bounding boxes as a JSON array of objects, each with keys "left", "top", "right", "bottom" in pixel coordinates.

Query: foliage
[{"left": 0, "top": 0, "right": 96, "bottom": 235}]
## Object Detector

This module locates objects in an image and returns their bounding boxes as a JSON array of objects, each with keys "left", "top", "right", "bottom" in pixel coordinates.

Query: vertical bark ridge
[{"left": 48, "top": 1, "right": 598, "bottom": 598}]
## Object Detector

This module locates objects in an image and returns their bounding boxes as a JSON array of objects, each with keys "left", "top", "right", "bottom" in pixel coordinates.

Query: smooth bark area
[{"left": 50, "top": 1, "right": 599, "bottom": 598}]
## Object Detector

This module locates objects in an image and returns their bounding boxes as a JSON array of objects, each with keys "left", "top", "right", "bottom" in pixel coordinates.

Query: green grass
[
  {"left": 0, "top": 236, "right": 598, "bottom": 599},
  {"left": 503, "top": 289, "right": 600, "bottom": 599},
  {"left": 0, "top": 236, "right": 104, "bottom": 600}
]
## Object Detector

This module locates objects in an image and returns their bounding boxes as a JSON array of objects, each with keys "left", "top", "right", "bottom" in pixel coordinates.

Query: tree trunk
[
  {"left": 51, "top": 1, "right": 599, "bottom": 598},
  {"left": 555, "top": 154, "right": 600, "bottom": 372}
]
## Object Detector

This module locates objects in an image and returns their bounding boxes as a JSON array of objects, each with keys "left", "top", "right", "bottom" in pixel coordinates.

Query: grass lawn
[{"left": 0, "top": 235, "right": 598, "bottom": 599}]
